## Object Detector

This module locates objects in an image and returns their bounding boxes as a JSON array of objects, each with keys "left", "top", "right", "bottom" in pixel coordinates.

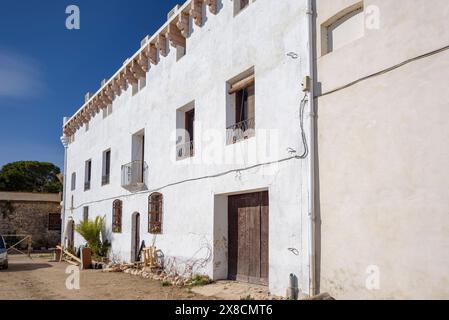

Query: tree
[{"left": 0, "top": 161, "right": 62, "bottom": 193}]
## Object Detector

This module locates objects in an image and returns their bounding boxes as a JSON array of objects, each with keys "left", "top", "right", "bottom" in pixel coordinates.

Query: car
[{"left": 0, "top": 235, "right": 8, "bottom": 270}]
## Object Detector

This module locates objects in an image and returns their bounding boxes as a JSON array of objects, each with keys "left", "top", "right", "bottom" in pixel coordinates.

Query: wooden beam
[
  {"left": 148, "top": 44, "right": 158, "bottom": 65},
  {"left": 206, "top": 0, "right": 217, "bottom": 14},
  {"left": 156, "top": 34, "right": 168, "bottom": 57},
  {"left": 229, "top": 74, "right": 255, "bottom": 94},
  {"left": 176, "top": 12, "right": 190, "bottom": 38},
  {"left": 124, "top": 66, "right": 138, "bottom": 85},
  {"left": 190, "top": 0, "right": 203, "bottom": 26},
  {"left": 118, "top": 73, "right": 128, "bottom": 90},
  {"left": 137, "top": 51, "right": 150, "bottom": 72},
  {"left": 131, "top": 59, "right": 146, "bottom": 79},
  {"left": 168, "top": 22, "right": 186, "bottom": 48},
  {"left": 111, "top": 79, "right": 122, "bottom": 96}
]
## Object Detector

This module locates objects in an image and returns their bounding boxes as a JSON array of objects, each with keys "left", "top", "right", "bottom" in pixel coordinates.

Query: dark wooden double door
[{"left": 228, "top": 191, "right": 269, "bottom": 285}]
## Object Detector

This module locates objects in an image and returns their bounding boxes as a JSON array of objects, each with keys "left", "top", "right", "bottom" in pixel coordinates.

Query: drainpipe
[
  {"left": 60, "top": 118, "right": 70, "bottom": 246},
  {"left": 306, "top": 0, "right": 317, "bottom": 297}
]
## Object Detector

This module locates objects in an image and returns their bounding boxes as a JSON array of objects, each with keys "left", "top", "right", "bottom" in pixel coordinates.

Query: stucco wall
[
  {"left": 64, "top": 0, "right": 311, "bottom": 297},
  {"left": 316, "top": 0, "right": 449, "bottom": 299}
]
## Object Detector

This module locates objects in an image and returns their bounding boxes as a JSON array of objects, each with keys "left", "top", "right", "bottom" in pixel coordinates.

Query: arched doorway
[{"left": 131, "top": 212, "right": 140, "bottom": 262}]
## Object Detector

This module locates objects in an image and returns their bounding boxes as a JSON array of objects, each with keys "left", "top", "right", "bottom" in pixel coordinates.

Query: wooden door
[{"left": 228, "top": 191, "right": 269, "bottom": 285}]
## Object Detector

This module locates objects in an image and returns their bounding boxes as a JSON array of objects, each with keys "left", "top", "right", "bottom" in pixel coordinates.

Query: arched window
[
  {"left": 112, "top": 200, "right": 123, "bottom": 233},
  {"left": 148, "top": 193, "right": 163, "bottom": 234}
]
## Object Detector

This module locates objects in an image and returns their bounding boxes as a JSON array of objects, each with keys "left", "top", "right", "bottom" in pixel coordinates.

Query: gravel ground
[{"left": 0, "top": 255, "right": 212, "bottom": 300}]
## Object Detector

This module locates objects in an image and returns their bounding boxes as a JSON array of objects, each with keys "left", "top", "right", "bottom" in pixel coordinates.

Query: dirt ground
[{"left": 0, "top": 255, "right": 212, "bottom": 300}]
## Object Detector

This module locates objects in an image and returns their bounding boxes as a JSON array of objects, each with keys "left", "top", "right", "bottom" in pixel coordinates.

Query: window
[
  {"left": 102, "top": 149, "right": 111, "bottom": 186},
  {"left": 234, "top": 0, "right": 251, "bottom": 15},
  {"left": 112, "top": 200, "right": 123, "bottom": 233},
  {"left": 226, "top": 69, "right": 255, "bottom": 144},
  {"left": 148, "top": 193, "right": 163, "bottom": 234},
  {"left": 83, "top": 206, "right": 89, "bottom": 222},
  {"left": 85, "top": 121, "right": 89, "bottom": 132},
  {"left": 321, "top": 3, "right": 365, "bottom": 55},
  {"left": 84, "top": 160, "right": 92, "bottom": 191},
  {"left": 70, "top": 195, "right": 74, "bottom": 209},
  {"left": 71, "top": 172, "right": 76, "bottom": 191},
  {"left": 176, "top": 102, "right": 195, "bottom": 160},
  {"left": 48, "top": 213, "right": 62, "bottom": 231}
]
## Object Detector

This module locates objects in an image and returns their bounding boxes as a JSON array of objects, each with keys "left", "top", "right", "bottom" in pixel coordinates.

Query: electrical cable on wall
[{"left": 69, "top": 91, "right": 312, "bottom": 211}]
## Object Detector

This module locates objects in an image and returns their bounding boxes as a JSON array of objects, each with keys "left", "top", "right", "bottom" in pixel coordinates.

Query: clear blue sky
[{"left": 0, "top": 0, "right": 180, "bottom": 170}]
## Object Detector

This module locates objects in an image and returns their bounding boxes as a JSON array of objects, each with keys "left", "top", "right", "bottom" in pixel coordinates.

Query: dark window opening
[
  {"left": 84, "top": 160, "right": 92, "bottom": 191},
  {"left": 102, "top": 149, "right": 111, "bottom": 185},
  {"left": 48, "top": 213, "right": 62, "bottom": 231}
]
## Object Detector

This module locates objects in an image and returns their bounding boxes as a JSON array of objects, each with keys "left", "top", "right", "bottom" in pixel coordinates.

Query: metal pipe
[
  {"left": 60, "top": 118, "right": 70, "bottom": 246},
  {"left": 306, "top": 0, "right": 317, "bottom": 297}
]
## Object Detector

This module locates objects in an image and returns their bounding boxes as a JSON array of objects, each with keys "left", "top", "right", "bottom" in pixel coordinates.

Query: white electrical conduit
[{"left": 307, "top": 0, "right": 317, "bottom": 297}]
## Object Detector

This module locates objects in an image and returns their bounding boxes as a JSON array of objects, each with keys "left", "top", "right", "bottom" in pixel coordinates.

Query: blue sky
[{"left": 0, "top": 0, "right": 180, "bottom": 170}]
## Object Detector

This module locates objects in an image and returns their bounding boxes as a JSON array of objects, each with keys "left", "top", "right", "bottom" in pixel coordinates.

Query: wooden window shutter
[
  {"left": 112, "top": 200, "right": 122, "bottom": 233},
  {"left": 149, "top": 193, "right": 163, "bottom": 234}
]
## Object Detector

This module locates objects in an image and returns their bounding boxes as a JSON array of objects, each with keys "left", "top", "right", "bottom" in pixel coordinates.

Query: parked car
[{"left": 0, "top": 235, "right": 8, "bottom": 270}]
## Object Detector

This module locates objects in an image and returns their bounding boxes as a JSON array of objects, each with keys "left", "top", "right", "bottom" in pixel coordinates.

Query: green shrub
[
  {"left": 75, "top": 216, "right": 110, "bottom": 258},
  {"left": 189, "top": 275, "right": 213, "bottom": 287}
]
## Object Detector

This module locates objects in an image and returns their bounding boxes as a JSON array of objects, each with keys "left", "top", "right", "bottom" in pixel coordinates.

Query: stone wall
[{"left": 0, "top": 200, "right": 61, "bottom": 249}]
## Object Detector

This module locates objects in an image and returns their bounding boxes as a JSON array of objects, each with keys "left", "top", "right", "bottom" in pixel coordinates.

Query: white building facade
[{"left": 61, "top": 0, "right": 313, "bottom": 297}]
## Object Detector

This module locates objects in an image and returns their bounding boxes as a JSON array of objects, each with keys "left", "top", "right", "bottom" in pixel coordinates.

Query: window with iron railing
[
  {"left": 121, "top": 160, "right": 148, "bottom": 192},
  {"left": 227, "top": 73, "right": 255, "bottom": 144},
  {"left": 112, "top": 200, "right": 122, "bottom": 233},
  {"left": 148, "top": 193, "right": 163, "bottom": 234},
  {"left": 176, "top": 104, "right": 195, "bottom": 160}
]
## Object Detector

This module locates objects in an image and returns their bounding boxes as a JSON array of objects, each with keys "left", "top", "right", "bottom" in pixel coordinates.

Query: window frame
[
  {"left": 48, "top": 213, "right": 62, "bottom": 231},
  {"left": 112, "top": 199, "right": 123, "bottom": 233},
  {"left": 148, "top": 193, "right": 163, "bottom": 234},
  {"left": 226, "top": 71, "right": 256, "bottom": 145},
  {"left": 84, "top": 159, "right": 92, "bottom": 191},
  {"left": 102, "top": 149, "right": 111, "bottom": 186},
  {"left": 83, "top": 206, "right": 89, "bottom": 222},
  {"left": 71, "top": 172, "right": 76, "bottom": 191}
]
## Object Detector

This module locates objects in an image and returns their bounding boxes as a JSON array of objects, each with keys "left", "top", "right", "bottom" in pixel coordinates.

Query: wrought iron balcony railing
[
  {"left": 176, "top": 140, "right": 195, "bottom": 160},
  {"left": 84, "top": 181, "right": 91, "bottom": 191},
  {"left": 121, "top": 160, "right": 148, "bottom": 192},
  {"left": 226, "top": 118, "right": 255, "bottom": 144}
]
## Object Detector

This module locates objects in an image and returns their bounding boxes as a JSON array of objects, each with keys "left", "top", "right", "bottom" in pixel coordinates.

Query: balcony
[
  {"left": 176, "top": 140, "right": 194, "bottom": 160},
  {"left": 121, "top": 160, "right": 148, "bottom": 192},
  {"left": 84, "top": 181, "right": 91, "bottom": 191},
  {"left": 226, "top": 118, "right": 255, "bottom": 144}
]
